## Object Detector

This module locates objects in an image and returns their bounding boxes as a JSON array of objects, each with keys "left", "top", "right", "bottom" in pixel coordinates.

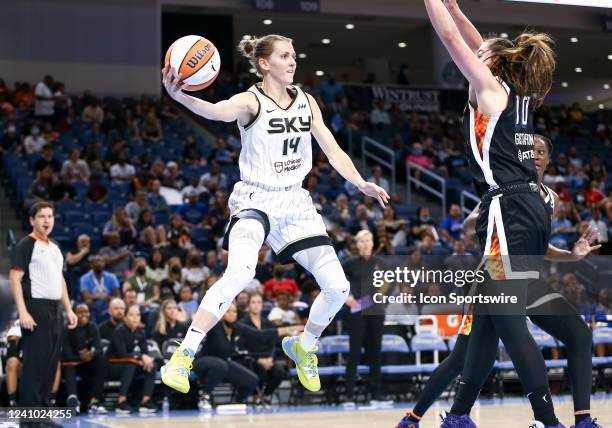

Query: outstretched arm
[
  {"left": 545, "top": 225, "right": 601, "bottom": 261},
  {"left": 162, "top": 64, "right": 257, "bottom": 123},
  {"left": 444, "top": 0, "right": 483, "bottom": 51},
  {"left": 307, "top": 93, "right": 389, "bottom": 207},
  {"left": 424, "top": 0, "right": 497, "bottom": 94}
]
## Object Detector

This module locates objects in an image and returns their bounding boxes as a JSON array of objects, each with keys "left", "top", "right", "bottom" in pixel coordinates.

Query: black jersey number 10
[
  {"left": 282, "top": 137, "right": 301, "bottom": 155},
  {"left": 515, "top": 96, "right": 530, "bottom": 127}
]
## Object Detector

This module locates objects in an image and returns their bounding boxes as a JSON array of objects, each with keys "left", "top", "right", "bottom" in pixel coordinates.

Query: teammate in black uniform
[
  {"left": 424, "top": 0, "right": 560, "bottom": 426},
  {"left": 396, "top": 135, "right": 602, "bottom": 428}
]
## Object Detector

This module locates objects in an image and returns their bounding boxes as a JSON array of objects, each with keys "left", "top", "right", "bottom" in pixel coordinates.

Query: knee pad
[{"left": 199, "top": 219, "right": 262, "bottom": 318}]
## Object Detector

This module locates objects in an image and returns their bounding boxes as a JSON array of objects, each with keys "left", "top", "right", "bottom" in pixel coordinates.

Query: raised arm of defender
[
  {"left": 162, "top": 64, "right": 258, "bottom": 125},
  {"left": 443, "top": 0, "right": 483, "bottom": 52},
  {"left": 306, "top": 93, "right": 390, "bottom": 208}
]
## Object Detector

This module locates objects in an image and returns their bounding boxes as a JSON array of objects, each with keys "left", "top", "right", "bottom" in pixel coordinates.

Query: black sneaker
[
  {"left": 115, "top": 401, "right": 133, "bottom": 415},
  {"left": 138, "top": 400, "right": 158, "bottom": 414}
]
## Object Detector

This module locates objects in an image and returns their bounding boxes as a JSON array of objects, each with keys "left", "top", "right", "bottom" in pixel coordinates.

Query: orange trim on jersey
[
  {"left": 28, "top": 232, "right": 50, "bottom": 246},
  {"left": 485, "top": 222, "right": 506, "bottom": 280},
  {"left": 473, "top": 110, "right": 491, "bottom": 158},
  {"left": 459, "top": 303, "right": 474, "bottom": 335}
]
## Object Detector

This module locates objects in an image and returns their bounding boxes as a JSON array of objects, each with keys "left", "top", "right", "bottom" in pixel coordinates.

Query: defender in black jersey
[
  {"left": 396, "top": 135, "right": 602, "bottom": 428},
  {"left": 424, "top": 0, "right": 560, "bottom": 426}
]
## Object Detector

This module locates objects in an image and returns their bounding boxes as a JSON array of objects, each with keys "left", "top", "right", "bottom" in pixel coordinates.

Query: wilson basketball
[{"left": 164, "top": 35, "right": 220, "bottom": 91}]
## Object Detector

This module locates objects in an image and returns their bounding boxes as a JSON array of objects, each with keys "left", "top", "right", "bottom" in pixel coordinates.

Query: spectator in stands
[
  {"left": 238, "top": 293, "right": 288, "bottom": 403},
  {"left": 61, "top": 148, "right": 90, "bottom": 183},
  {"left": 410, "top": 207, "right": 437, "bottom": 242},
  {"left": 86, "top": 172, "right": 108, "bottom": 202},
  {"left": 62, "top": 303, "right": 109, "bottom": 414},
  {"left": 406, "top": 142, "right": 434, "bottom": 174},
  {"left": 41, "top": 122, "right": 59, "bottom": 144},
  {"left": 374, "top": 223, "right": 394, "bottom": 255},
  {"left": 176, "top": 189, "right": 208, "bottom": 228},
  {"left": 385, "top": 284, "right": 419, "bottom": 327},
  {"left": 98, "top": 298, "right": 125, "bottom": 341},
  {"left": 199, "top": 160, "right": 228, "bottom": 193},
  {"left": 178, "top": 285, "right": 198, "bottom": 319},
  {"left": 255, "top": 244, "right": 274, "bottom": 284},
  {"left": 235, "top": 291, "right": 251, "bottom": 321},
  {"left": 181, "top": 174, "right": 210, "bottom": 202},
  {"left": 551, "top": 204, "right": 575, "bottom": 249},
  {"left": 147, "top": 179, "right": 168, "bottom": 214},
  {"left": 65, "top": 234, "right": 92, "bottom": 298},
  {"left": 263, "top": 265, "right": 300, "bottom": 302},
  {"left": 268, "top": 291, "right": 299, "bottom": 326},
  {"left": 587, "top": 207, "right": 608, "bottom": 253},
  {"left": 363, "top": 195, "right": 383, "bottom": 222},
  {"left": 585, "top": 155, "right": 607, "bottom": 185},
  {"left": 98, "top": 232, "right": 133, "bottom": 279},
  {"left": 122, "top": 257, "right": 159, "bottom": 307},
  {"left": 367, "top": 165, "right": 390, "bottom": 194},
  {"left": 122, "top": 289, "right": 138, "bottom": 310},
  {"left": 347, "top": 204, "right": 375, "bottom": 235},
  {"left": 149, "top": 159, "right": 165, "bottom": 182},
  {"left": 594, "top": 288, "right": 611, "bottom": 316},
  {"left": 23, "top": 124, "right": 47, "bottom": 154},
  {"left": 34, "top": 144, "right": 61, "bottom": 174},
  {"left": 52, "top": 81, "right": 71, "bottom": 126},
  {"left": 25, "top": 166, "right": 54, "bottom": 207},
  {"left": 80, "top": 256, "right": 121, "bottom": 323},
  {"left": 136, "top": 209, "right": 166, "bottom": 247},
  {"left": 151, "top": 299, "right": 188, "bottom": 349},
  {"left": 566, "top": 164, "right": 588, "bottom": 194},
  {"left": 182, "top": 135, "right": 203, "bottom": 165},
  {"left": 0, "top": 122, "right": 20, "bottom": 156},
  {"left": 125, "top": 189, "right": 149, "bottom": 222},
  {"left": 378, "top": 205, "right": 409, "bottom": 247},
  {"left": 163, "top": 161, "right": 187, "bottom": 189},
  {"left": 110, "top": 151, "right": 135, "bottom": 182},
  {"left": 542, "top": 165, "right": 565, "bottom": 187},
  {"left": 370, "top": 99, "right": 391, "bottom": 128},
  {"left": 103, "top": 207, "right": 137, "bottom": 246},
  {"left": 182, "top": 249, "right": 209, "bottom": 292},
  {"left": 209, "top": 136, "right": 236, "bottom": 164},
  {"left": 141, "top": 110, "right": 163, "bottom": 143},
  {"left": 34, "top": 75, "right": 55, "bottom": 119},
  {"left": 161, "top": 230, "right": 188, "bottom": 264},
  {"left": 50, "top": 172, "right": 77, "bottom": 202},
  {"left": 159, "top": 257, "right": 185, "bottom": 301},
  {"left": 207, "top": 190, "right": 231, "bottom": 236},
  {"left": 107, "top": 305, "right": 157, "bottom": 414},
  {"left": 81, "top": 98, "right": 104, "bottom": 125},
  {"left": 146, "top": 248, "right": 167, "bottom": 284},
  {"left": 439, "top": 204, "right": 464, "bottom": 243},
  {"left": 15, "top": 82, "right": 34, "bottom": 111}
]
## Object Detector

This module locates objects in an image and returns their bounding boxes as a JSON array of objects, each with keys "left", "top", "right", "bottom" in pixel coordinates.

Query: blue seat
[
  {"left": 91, "top": 211, "right": 111, "bottom": 226},
  {"left": 592, "top": 327, "right": 612, "bottom": 367},
  {"left": 63, "top": 210, "right": 88, "bottom": 224}
]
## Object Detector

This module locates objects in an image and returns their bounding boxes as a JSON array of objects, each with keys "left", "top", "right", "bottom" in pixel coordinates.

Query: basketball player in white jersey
[{"left": 160, "top": 34, "right": 389, "bottom": 394}]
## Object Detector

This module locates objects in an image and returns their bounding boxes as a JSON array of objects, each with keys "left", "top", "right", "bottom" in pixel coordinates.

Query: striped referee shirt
[{"left": 11, "top": 233, "right": 64, "bottom": 300}]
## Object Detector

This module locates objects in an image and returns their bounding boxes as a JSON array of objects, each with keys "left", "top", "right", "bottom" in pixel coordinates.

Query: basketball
[{"left": 164, "top": 35, "right": 220, "bottom": 91}]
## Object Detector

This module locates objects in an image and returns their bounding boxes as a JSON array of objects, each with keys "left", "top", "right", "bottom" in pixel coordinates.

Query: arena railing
[
  {"left": 406, "top": 161, "right": 446, "bottom": 216},
  {"left": 460, "top": 190, "right": 480, "bottom": 217},
  {"left": 361, "top": 136, "right": 396, "bottom": 194}
]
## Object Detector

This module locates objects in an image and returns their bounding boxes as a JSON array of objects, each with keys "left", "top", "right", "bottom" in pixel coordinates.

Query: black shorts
[
  {"left": 5, "top": 339, "right": 22, "bottom": 361},
  {"left": 474, "top": 191, "right": 550, "bottom": 315}
]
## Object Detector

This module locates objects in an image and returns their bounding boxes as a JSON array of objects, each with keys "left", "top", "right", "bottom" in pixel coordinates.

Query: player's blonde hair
[
  {"left": 238, "top": 34, "right": 293, "bottom": 77},
  {"left": 483, "top": 31, "right": 556, "bottom": 108}
]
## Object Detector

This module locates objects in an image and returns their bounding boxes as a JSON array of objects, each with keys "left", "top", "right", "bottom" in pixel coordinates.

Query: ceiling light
[
  {"left": 604, "top": 84, "right": 610, "bottom": 90},
  {"left": 315, "top": 70, "right": 324, "bottom": 77},
  {"left": 500, "top": 33, "right": 508, "bottom": 38},
  {"left": 321, "top": 38, "right": 331, "bottom": 44},
  {"left": 599, "top": 104, "right": 605, "bottom": 109},
  {"left": 298, "top": 53, "right": 307, "bottom": 59},
  {"left": 345, "top": 24, "right": 355, "bottom": 30},
  {"left": 561, "top": 82, "right": 568, "bottom": 88},
  {"left": 570, "top": 37, "right": 578, "bottom": 43},
  {"left": 398, "top": 42, "right": 407, "bottom": 48},
  {"left": 575, "top": 67, "right": 582, "bottom": 73},
  {"left": 609, "top": 54, "right": 612, "bottom": 60},
  {"left": 242, "top": 35, "right": 251, "bottom": 40},
  {"left": 586, "top": 95, "right": 593, "bottom": 101},
  {"left": 263, "top": 19, "right": 272, "bottom": 25}
]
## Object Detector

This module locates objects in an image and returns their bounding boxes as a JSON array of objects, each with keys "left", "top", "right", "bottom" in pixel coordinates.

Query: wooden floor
[{"left": 83, "top": 397, "right": 611, "bottom": 428}]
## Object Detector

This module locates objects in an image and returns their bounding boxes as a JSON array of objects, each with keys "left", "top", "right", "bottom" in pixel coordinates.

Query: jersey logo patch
[
  {"left": 274, "top": 162, "right": 284, "bottom": 173},
  {"left": 297, "top": 103, "right": 307, "bottom": 110}
]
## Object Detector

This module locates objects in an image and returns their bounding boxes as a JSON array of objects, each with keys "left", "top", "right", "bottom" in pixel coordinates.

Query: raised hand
[
  {"left": 358, "top": 182, "right": 390, "bottom": 208},
  {"left": 571, "top": 225, "right": 601, "bottom": 258},
  {"left": 162, "top": 64, "right": 187, "bottom": 101}
]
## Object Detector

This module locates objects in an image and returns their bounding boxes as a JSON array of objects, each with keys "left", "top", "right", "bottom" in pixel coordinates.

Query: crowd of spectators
[{"left": 1, "top": 73, "right": 612, "bottom": 411}]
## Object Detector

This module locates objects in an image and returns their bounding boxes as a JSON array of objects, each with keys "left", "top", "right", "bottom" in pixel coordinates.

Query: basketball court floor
[{"left": 2, "top": 394, "right": 609, "bottom": 428}]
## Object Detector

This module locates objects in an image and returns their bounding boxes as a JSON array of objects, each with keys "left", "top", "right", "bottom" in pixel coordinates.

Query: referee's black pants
[{"left": 19, "top": 299, "right": 63, "bottom": 407}]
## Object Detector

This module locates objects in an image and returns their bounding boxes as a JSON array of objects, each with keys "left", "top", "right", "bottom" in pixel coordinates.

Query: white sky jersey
[{"left": 238, "top": 83, "right": 313, "bottom": 188}]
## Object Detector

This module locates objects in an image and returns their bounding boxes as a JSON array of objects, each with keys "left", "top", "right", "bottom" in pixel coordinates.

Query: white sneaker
[
  {"left": 198, "top": 394, "right": 213, "bottom": 413},
  {"left": 529, "top": 422, "right": 545, "bottom": 428}
]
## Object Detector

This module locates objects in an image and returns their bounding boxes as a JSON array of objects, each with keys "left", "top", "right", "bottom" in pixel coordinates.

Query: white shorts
[{"left": 225, "top": 181, "right": 331, "bottom": 263}]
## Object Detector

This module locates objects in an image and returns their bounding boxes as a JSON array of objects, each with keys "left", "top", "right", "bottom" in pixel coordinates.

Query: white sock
[
  {"left": 300, "top": 330, "right": 318, "bottom": 351},
  {"left": 179, "top": 326, "right": 205, "bottom": 352}
]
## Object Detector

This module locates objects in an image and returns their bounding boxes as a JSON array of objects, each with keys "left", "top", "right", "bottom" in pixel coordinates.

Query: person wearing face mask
[
  {"left": 80, "top": 256, "right": 121, "bottom": 323},
  {"left": 24, "top": 124, "right": 48, "bottom": 154},
  {"left": 122, "top": 257, "right": 159, "bottom": 307},
  {"left": 182, "top": 249, "right": 210, "bottom": 292},
  {"left": 107, "top": 305, "right": 157, "bottom": 414},
  {"left": 0, "top": 122, "right": 20, "bottom": 159},
  {"left": 159, "top": 258, "right": 186, "bottom": 302},
  {"left": 61, "top": 303, "right": 109, "bottom": 414}
]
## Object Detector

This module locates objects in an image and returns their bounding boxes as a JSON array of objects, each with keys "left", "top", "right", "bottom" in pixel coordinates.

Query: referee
[{"left": 9, "top": 201, "right": 77, "bottom": 410}]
